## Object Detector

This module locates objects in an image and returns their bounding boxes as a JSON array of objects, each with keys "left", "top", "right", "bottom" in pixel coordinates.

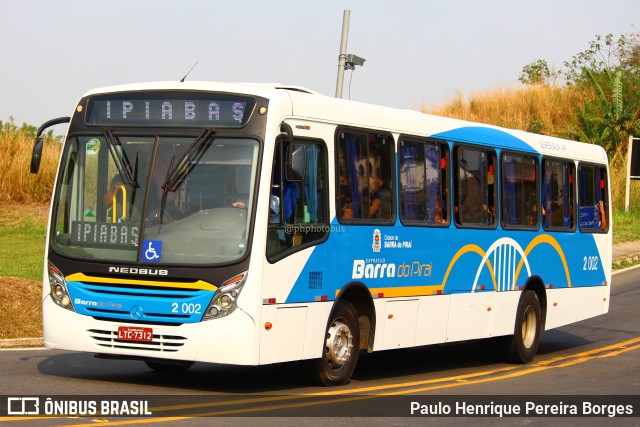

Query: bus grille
[
  {"left": 75, "top": 281, "right": 204, "bottom": 299},
  {"left": 87, "top": 329, "right": 187, "bottom": 353}
]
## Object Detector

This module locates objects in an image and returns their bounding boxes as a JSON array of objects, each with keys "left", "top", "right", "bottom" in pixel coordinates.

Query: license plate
[{"left": 117, "top": 326, "right": 153, "bottom": 342}]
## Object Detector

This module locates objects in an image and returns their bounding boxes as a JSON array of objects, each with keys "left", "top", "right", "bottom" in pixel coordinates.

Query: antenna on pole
[
  {"left": 180, "top": 61, "right": 199, "bottom": 82},
  {"left": 335, "top": 10, "right": 365, "bottom": 99}
]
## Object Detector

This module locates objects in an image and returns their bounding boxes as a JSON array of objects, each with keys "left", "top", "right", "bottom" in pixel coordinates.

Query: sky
[{"left": 1, "top": 0, "right": 639, "bottom": 132}]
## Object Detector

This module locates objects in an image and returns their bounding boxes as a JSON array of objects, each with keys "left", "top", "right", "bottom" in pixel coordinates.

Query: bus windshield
[{"left": 52, "top": 132, "right": 259, "bottom": 265}]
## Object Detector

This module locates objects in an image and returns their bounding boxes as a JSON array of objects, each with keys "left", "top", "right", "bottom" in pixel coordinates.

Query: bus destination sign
[{"left": 86, "top": 93, "right": 255, "bottom": 127}]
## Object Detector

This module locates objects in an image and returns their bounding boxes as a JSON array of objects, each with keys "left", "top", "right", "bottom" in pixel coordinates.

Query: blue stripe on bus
[
  {"left": 283, "top": 222, "right": 607, "bottom": 304},
  {"left": 432, "top": 126, "right": 535, "bottom": 151},
  {"left": 66, "top": 282, "right": 214, "bottom": 323}
]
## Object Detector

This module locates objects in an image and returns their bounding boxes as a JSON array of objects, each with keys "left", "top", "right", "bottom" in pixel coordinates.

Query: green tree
[
  {"left": 563, "top": 33, "right": 640, "bottom": 160},
  {"left": 519, "top": 59, "right": 557, "bottom": 85},
  {"left": 569, "top": 68, "right": 639, "bottom": 158}
]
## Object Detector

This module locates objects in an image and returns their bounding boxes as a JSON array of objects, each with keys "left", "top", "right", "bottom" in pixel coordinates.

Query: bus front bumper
[{"left": 43, "top": 296, "right": 258, "bottom": 365}]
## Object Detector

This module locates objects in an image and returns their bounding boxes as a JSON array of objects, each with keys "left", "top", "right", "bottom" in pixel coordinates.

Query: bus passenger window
[
  {"left": 337, "top": 130, "right": 393, "bottom": 222},
  {"left": 454, "top": 146, "right": 496, "bottom": 228},
  {"left": 578, "top": 164, "right": 608, "bottom": 232},
  {"left": 542, "top": 159, "right": 575, "bottom": 230},
  {"left": 399, "top": 138, "right": 449, "bottom": 225},
  {"left": 501, "top": 153, "right": 538, "bottom": 229}
]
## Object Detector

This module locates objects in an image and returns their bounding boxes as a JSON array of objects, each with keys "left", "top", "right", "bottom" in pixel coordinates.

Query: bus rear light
[{"left": 314, "top": 295, "right": 328, "bottom": 302}]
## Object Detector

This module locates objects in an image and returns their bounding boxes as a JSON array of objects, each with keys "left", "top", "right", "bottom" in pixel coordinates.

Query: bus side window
[
  {"left": 501, "top": 153, "right": 538, "bottom": 229},
  {"left": 578, "top": 164, "right": 608, "bottom": 232},
  {"left": 267, "top": 139, "right": 328, "bottom": 261},
  {"left": 399, "top": 138, "right": 449, "bottom": 225},
  {"left": 337, "top": 130, "right": 393, "bottom": 222},
  {"left": 542, "top": 159, "right": 575, "bottom": 231},
  {"left": 454, "top": 146, "right": 497, "bottom": 228}
]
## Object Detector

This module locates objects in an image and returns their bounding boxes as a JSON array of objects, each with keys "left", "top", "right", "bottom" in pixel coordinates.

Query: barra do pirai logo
[{"left": 372, "top": 229, "right": 382, "bottom": 252}]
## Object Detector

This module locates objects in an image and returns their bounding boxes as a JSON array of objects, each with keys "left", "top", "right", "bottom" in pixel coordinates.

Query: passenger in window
[
  {"left": 338, "top": 174, "right": 353, "bottom": 218},
  {"left": 526, "top": 191, "right": 538, "bottom": 226},
  {"left": 599, "top": 200, "right": 607, "bottom": 231},
  {"left": 369, "top": 175, "right": 383, "bottom": 218},
  {"left": 434, "top": 200, "right": 444, "bottom": 223},
  {"left": 483, "top": 204, "right": 494, "bottom": 225}
]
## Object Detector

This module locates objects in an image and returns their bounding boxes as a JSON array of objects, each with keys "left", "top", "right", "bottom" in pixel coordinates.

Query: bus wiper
[
  {"left": 103, "top": 129, "right": 135, "bottom": 188},
  {"left": 159, "top": 129, "right": 216, "bottom": 224}
]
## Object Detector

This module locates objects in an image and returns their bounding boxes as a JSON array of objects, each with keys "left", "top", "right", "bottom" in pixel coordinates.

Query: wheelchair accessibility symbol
[{"left": 142, "top": 240, "right": 162, "bottom": 262}]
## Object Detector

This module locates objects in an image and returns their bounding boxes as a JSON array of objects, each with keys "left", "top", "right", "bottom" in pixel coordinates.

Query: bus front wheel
[
  {"left": 502, "top": 290, "right": 542, "bottom": 363},
  {"left": 316, "top": 301, "right": 360, "bottom": 386}
]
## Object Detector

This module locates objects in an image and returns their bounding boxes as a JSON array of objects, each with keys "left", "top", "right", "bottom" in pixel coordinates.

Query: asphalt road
[{"left": 0, "top": 266, "right": 639, "bottom": 426}]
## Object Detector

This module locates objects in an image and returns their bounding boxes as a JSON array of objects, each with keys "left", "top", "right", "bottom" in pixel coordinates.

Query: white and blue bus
[{"left": 32, "top": 81, "right": 611, "bottom": 386}]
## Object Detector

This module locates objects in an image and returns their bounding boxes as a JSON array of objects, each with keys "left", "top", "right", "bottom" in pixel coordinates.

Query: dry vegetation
[
  {"left": 0, "top": 121, "right": 61, "bottom": 204},
  {"left": 425, "top": 84, "right": 584, "bottom": 136},
  {"left": 0, "top": 277, "right": 42, "bottom": 338}
]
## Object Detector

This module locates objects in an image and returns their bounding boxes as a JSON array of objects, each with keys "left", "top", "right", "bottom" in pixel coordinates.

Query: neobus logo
[{"left": 108, "top": 266, "right": 169, "bottom": 276}]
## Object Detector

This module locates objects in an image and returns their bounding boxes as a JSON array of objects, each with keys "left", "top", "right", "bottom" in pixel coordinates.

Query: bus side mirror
[
  {"left": 30, "top": 137, "right": 44, "bottom": 174},
  {"left": 286, "top": 143, "right": 306, "bottom": 181},
  {"left": 30, "top": 116, "right": 71, "bottom": 174}
]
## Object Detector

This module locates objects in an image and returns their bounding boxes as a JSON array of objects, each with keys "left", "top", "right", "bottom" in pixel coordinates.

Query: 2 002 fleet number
[
  {"left": 171, "top": 303, "right": 202, "bottom": 314},
  {"left": 583, "top": 255, "right": 599, "bottom": 271}
]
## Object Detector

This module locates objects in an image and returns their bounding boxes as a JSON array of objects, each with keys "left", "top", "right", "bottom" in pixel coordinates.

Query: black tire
[
  {"left": 144, "top": 359, "right": 194, "bottom": 373},
  {"left": 315, "top": 301, "right": 360, "bottom": 386},
  {"left": 502, "top": 290, "right": 542, "bottom": 363}
]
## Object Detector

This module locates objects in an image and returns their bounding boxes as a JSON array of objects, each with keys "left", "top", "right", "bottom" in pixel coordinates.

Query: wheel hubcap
[
  {"left": 522, "top": 305, "right": 537, "bottom": 348},
  {"left": 325, "top": 319, "right": 353, "bottom": 368}
]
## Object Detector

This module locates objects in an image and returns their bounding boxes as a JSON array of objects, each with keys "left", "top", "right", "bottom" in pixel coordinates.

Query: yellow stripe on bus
[
  {"left": 365, "top": 285, "right": 445, "bottom": 298},
  {"left": 65, "top": 272, "right": 218, "bottom": 291}
]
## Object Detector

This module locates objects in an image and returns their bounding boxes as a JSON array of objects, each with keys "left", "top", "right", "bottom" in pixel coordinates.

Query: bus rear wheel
[
  {"left": 502, "top": 290, "right": 542, "bottom": 363},
  {"left": 316, "top": 301, "right": 360, "bottom": 386}
]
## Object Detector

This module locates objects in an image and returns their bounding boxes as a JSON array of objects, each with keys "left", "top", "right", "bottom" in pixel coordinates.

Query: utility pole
[
  {"left": 335, "top": 10, "right": 350, "bottom": 98},
  {"left": 626, "top": 135, "right": 632, "bottom": 212},
  {"left": 334, "top": 10, "right": 366, "bottom": 99}
]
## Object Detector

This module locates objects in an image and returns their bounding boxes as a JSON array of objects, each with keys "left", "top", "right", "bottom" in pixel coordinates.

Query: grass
[
  {"left": 612, "top": 207, "right": 640, "bottom": 243},
  {"left": 0, "top": 203, "right": 48, "bottom": 338},
  {"left": 0, "top": 203, "right": 49, "bottom": 280}
]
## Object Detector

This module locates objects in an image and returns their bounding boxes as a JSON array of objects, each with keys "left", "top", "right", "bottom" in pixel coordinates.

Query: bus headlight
[
  {"left": 203, "top": 271, "right": 247, "bottom": 320},
  {"left": 48, "top": 263, "right": 75, "bottom": 311}
]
